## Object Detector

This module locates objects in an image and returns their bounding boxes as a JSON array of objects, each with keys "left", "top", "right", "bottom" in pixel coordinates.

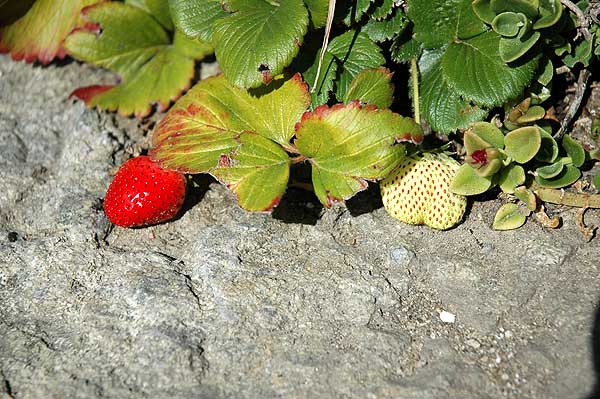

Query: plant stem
[
  {"left": 290, "top": 155, "right": 307, "bottom": 164},
  {"left": 311, "top": 0, "right": 336, "bottom": 93},
  {"left": 535, "top": 187, "right": 600, "bottom": 208},
  {"left": 554, "top": 68, "right": 591, "bottom": 139},
  {"left": 410, "top": 58, "right": 420, "bottom": 125}
]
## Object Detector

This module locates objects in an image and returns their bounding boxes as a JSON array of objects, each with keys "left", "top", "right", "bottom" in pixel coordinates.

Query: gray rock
[{"left": 1, "top": 55, "right": 599, "bottom": 399}]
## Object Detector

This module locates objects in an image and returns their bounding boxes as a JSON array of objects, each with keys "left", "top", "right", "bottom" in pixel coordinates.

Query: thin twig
[
  {"left": 554, "top": 68, "right": 591, "bottom": 139},
  {"left": 311, "top": 0, "right": 336, "bottom": 93},
  {"left": 560, "top": 0, "right": 592, "bottom": 40}
]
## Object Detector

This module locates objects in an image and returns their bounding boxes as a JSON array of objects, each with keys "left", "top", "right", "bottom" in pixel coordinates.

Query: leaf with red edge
[
  {"left": 0, "top": 0, "right": 102, "bottom": 64},
  {"left": 211, "top": 132, "right": 290, "bottom": 212},
  {"left": 150, "top": 73, "right": 309, "bottom": 173},
  {"left": 64, "top": 2, "right": 213, "bottom": 117},
  {"left": 294, "top": 102, "right": 423, "bottom": 207}
]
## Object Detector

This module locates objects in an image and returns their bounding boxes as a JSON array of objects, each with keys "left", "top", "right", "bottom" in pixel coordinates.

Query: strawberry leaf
[
  {"left": 343, "top": 67, "right": 394, "bottom": 108},
  {"left": 212, "top": 0, "right": 309, "bottom": 88},
  {"left": 327, "top": 31, "right": 385, "bottom": 101},
  {"left": 441, "top": 31, "right": 539, "bottom": 107},
  {"left": 150, "top": 74, "right": 309, "bottom": 173},
  {"left": 0, "top": 0, "right": 101, "bottom": 64},
  {"left": 64, "top": 2, "right": 213, "bottom": 117},
  {"left": 212, "top": 132, "right": 290, "bottom": 212},
  {"left": 168, "top": 0, "right": 228, "bottom": 42},
  {"left": 419, "top": 49, "right": 488, "bottom": 133},
  {"left": 343, "top": 0, "right": 376, "bottom": 25},
  {"left": 302, "top": 50, "right": 338, "bottom": 109},
  {"left": 363, "top": 9, "right": 408, "bottom": 43},
  {"left": 126, "top": 0, "right": 173, "bottom": 30},
  {"left": 304, "top": 0, "right": 329, "bottom": 28},
  {"left": 294, "top": 102, "right": 423, "bottom": 207}
]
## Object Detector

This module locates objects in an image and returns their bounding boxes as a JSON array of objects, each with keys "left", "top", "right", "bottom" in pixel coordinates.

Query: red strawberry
[{"left": 104, "top": 156, "right": 187, "bottom": 227}]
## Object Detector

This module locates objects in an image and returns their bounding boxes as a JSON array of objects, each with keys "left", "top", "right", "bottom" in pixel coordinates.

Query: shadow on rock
[
  {"left": 172, "top": 174, "right": 214, "bottom": 221},
  {"left": 345, "top": 182, "right": 383, "bottom": 217},
  {"left": 585, "top": 300, "right": 600, "bottom": 399},
  {"left": 272, "top": 187, "right": 323, "bottom": 225}
]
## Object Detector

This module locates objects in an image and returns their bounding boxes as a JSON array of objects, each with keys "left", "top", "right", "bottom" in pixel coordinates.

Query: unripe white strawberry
[{"left": 380, "top": 153, "right": 467, "bottom": 230}]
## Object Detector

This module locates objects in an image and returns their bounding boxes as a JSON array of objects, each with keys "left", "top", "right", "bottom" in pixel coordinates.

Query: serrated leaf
[
  {"left": 450, "top": 163, "right": 494, "bottom": 195},
  {"left": 294, "top": 102, "right": 422, "bottom": 206},
  {"left": 150, "top": 74, "right": 309, "bottom": 172},
  {"left": 302, "top": 50, "right": 338, "bottom": 109},
  {"left": 65, "top": 3, "right": 213, "bottom": 117},
  {"left": 419, "top": 49, "right": 488, "bottom": 133},
  {"left": 343, "top": 0, "right": 375, "bottom": 25},
  {"left": 492, "top": 203, "right": 526, "bottom": 230},
  {"left": 126, "top": 0, "right": 173, "bottom": 30},
  {"left": 168, "top": 0, "right": 227, "bottom": 42},
  {"left": 304, "top": 0, "right": 329, "bottom": 28},
  {"left": 328, "top": 31, "right": 385, "bottom": 102},
  {"left": 211, "top": 132, "right": 290, "bottom": 211},
  {"left": 0, "top": 0, "right": 101, "bottom": 64},
  {"left": 391, "top": 36, "right": 423, "bottom": 63},
  {"left": 562, "top": 134, "right": 585, "bottom": 167},
  {"left": 363, "top": 9, "right": 408, "bottom": 42},
  {"left": 343, "top": 67, "right": 394, "bottom": 108},
  {"left": 213, "top": 0, "right": 308, "bottom": 88},
  {"left": 498, "top": 164, "right": 525, "bottom": 193},
  {"left": 534, "top": 165, "right": 581, "bottom": 188},
  {"left": 406, "top": 0, "right": 487, "bottom": 48},
  {"left": 442, "top": 31, "right": 539, "bottom": 107},
  {"left": 371, "top": 0, "right": 395, "bottom": 19},
  {"left": 0, "top": 0, "right": 35, "bottom": 26}
]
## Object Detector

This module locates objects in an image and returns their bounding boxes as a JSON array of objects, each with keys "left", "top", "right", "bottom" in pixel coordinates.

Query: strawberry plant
[{"left": 1, "top": 0, "right": 599, "bottom": 232}]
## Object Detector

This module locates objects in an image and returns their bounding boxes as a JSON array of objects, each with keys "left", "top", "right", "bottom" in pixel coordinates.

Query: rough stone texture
[{"left": 1, "top": 55, "right": 599, "bottom": 399}]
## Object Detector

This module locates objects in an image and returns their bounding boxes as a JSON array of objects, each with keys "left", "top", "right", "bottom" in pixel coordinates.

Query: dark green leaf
[
  {"left": 534, "top": 165, "right": 581, "bottom": 188},
  {"left": 302, "top": 50, "right": 338, "bottom": 109},
  {"left": 391, "top": 36, "right": 423, "bottom": 63},
  {"left": 168, "top": 0, "right": 228, "bottom": 42},
  {"left": 304, "top": 0, "right": 329, "bottom": 28},
  {"left": 363, "top": 9, "right": 408, "bottom": 42},
  {"left": 536, "top": 161, "right": 564, "bottom": 179},
  {"left": 535, "top": 128, "right": 559, "bottom": 162},
  {"left": 562, "top": 135, "right": 585, "bottom": 167}
]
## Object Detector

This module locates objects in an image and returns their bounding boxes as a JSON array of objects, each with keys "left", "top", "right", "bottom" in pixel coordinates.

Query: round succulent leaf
[
  {"left": 406, "top": 0, "right": 487, "bottom": 49},
  {"left": 168, "top": 0, "right": 228, "bottom": 42},
  {"left": 451, "top": 163, "right": 494, "bottom": 195},
  {"left": 472, "top": 0, "right": 496, "bottom": 24},
  {"left": 535, "top": 128, "right": 559, "bottom": 162},
  {"left": 563, "top": 37, "right": 595, "bottom": 68},
  {"left": 492, "top": 12, "right": 524, "bottom": 37},
  {"left": 536, "top": 161, "right": 564, "bottom": 179},
  {"left": 499, "top": 30, "right": 540, "bottom": 62},
  {"left": 343, "top": 67, "right": 394, "bottom": 109},
  {"left": 212, "top": 0, "right": 309, "bottom": 88},
  {"left": 504, "top": 126, "right": 541, "bottom": 163},
  {"left": 516, "top": 105, "right": 545, "bottom": 123},
  {"left": 470, "top": 121, "right": 505, "bottom": 148},
  {"left": 498, "top": 164, "right": 525, "bottom": 193},
  {"left": 534, "top": 165, "right": 581, "bottom": 188},
  {"left": 534, "top": 0, "right": 563, "bottom": 29},
  {"left": 442, "top": 31, "right": 540, "bottom": 108},
  {"left": 475, "top": 158, "right": 503, "bottom": 177},
  {"left": 514, "top": 186, "right": 537, "bottom": 210},
  {"left": 492, "top": 203, "right": 527, "bottom": 230},
  {"left": 464, "top": 131, "right": 492, "bottom": 154},
  {"left": 562, "top": 135, "right": 585, "bottom": 168},
  {"left": 211, "top": 132, "right": 290, "bottom": 212},
  {"left": 536, "top": 57, "right": 554, "bottom": 86},
  {"left": 294, "top": 102, "right": 422, "bottom": 206},
  {"left": 65, "top": 4, "right": 214, "bottom": 117},
  {"left": 490, "top": 0, "right": 539, "bottom": 19},
  {"left": 151, "top": 74, "right": 309, "bottom": 173},
  {"left": 0, "top": 0, "right": 101, "bottom": 64},
  {"left": 419, "top": 49, "right": 488, "bottom": 133}
]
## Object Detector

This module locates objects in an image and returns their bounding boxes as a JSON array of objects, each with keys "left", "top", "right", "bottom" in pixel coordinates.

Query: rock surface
[{"left": 1, "top": 55, "right": 599, "bottom": 399}]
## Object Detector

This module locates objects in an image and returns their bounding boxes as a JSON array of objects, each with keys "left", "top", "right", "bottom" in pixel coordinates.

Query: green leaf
[
  {"left": 343, "top": 0, "right": 375, "bottom": 25},
  {"left": 498, "top": 164, "right": 525, "bottom": 193},
  {"left": 150, "top": 74, "right": 309, "bottom": 172},
  {"left": 304, "top": 0, "right": 329, "bottom": 28},
  {"left": 472, "top": 0, "right": 496, "bottom": 24},
  {"left": 593, "top": 172, "right": 600, "bottom": 191},
  {"left": 328, "top": 31, "right": 385, "bottom": 101},
  {"left": 490, "top": 0, "right": 539, "bottom": 19},
  {"left": 535, "top": 0, "right": 563, "bottom": 29},
  {"left": 0, "top": 0, "right": 101, "bottom": 64},
  {"left": 534, "top": 165, "right": 581, "bottom": 188},
  {"left": 563, "top": 35, "right": 595, "bottom": 68},
  {"left": 65, "top": 3, "right": 213, "bottom": 117},
  {"left": 450, "top": 164, "right": 494, "bottom": 195},
  {"left": 535, "top": 128, "right": 559, "bottom": 162},
  {"left": 504, "top": 126, "right": 541, "bottom": 163},
  {"left": 126, "top": 0, "right": 173, "bottom": 30},
  {"left": 302, "top": 50, "right": 338, "bottom": 109},
  {"left": 211, "top": 132, "right": 290, "bottom": 212},
  {"left": 0, "top": 0, "right": 35, "bottom": 26},
  {"left": 294, "top": 103, "right": 423, "bottom": 206},
  {"left": 516, "top": 105, "right": 545, "bottom": 123},
  {"left": 499, "top": 30, "right": 540, "bottom": 62},
  {"left": 363, "top": 9, "right": 408, "bottom": 42},
  {"left": 419, "top": 49, "right": 488, "bottom": 133},
  {"left": 391, "top": 36, "right": 423, "bottom": 63},
  {"left": 371, "top": 0, "right": 395, "bottom": 19},
  {"left": 406, "top": 0, "right": 487, "bottom": 48},
  {"left": 442, "top": 31, "right": 539, "bottom": 107},
  {"left": 343, "top": 67, "right": 394, "bottom": 108},
  {"left": 213, "top": 0, "right": 309, "bottom": 88},
  {"left": 168, "top": 0, "right": 228, "bottom": 42},
  {"left": 562, "top": 134, "right": 585, "bottom": 167},
  {"left": 536, "top": 161, "right": 564, "bottom": 179},
  {"left": 492, "top": 12, "right": 524, "bottom": 37},
  {"left": 470, "top": 121, "right": 505, "bottom": 149},
  {"left": 492, "top": 203, "right": 527, "bottom": 230},
  {"left": 514, "top": 186, "right": 537, "bottom": 210}
]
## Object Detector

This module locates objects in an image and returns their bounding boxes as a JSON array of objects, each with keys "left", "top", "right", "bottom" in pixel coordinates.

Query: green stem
[
  {"left": 535, "top": 187, "right": 600, "bottom": 208},
  {"left": 410, "top": 58, "right": 420, "bottom": 125}
]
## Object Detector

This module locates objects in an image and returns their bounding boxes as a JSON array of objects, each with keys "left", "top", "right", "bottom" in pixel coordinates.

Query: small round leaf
[
  {"left": 450, "top": 164, "right": 494, "bottom": 196},
  {"left": 534, "top": 165, "right": 581, "bottom": 188},
  {"left": 562, "top": 135, "right": 585, "bottom": 167},
  {"left": 535, "top": 128, "right": 559, "bottom": 162},
  {"left": 536, "top": 161, "right": 564, "bottom": 179},
  {"left": 504, "top": 126, "right": 541, "bottom": 163},
  {"left": 470, "top": 121, "right": 505, "bottom": 149},
  {"left": 514, "top": 186, "right": 537, "bottom": 210},
  {"left": 498, "top": 164, "right": 525, "bottom": 193},
  {"left": 499, "top": 31, "right": 540, "bottom": 62},
  {"left": 492, "top": 203, "right": 527, "bottom": 230},
  {"left": 516, "top": 105, "right": 545, "bottom": 123},
  {"left": 492, "top": 12, "right": 523, "bottom": 37}
]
